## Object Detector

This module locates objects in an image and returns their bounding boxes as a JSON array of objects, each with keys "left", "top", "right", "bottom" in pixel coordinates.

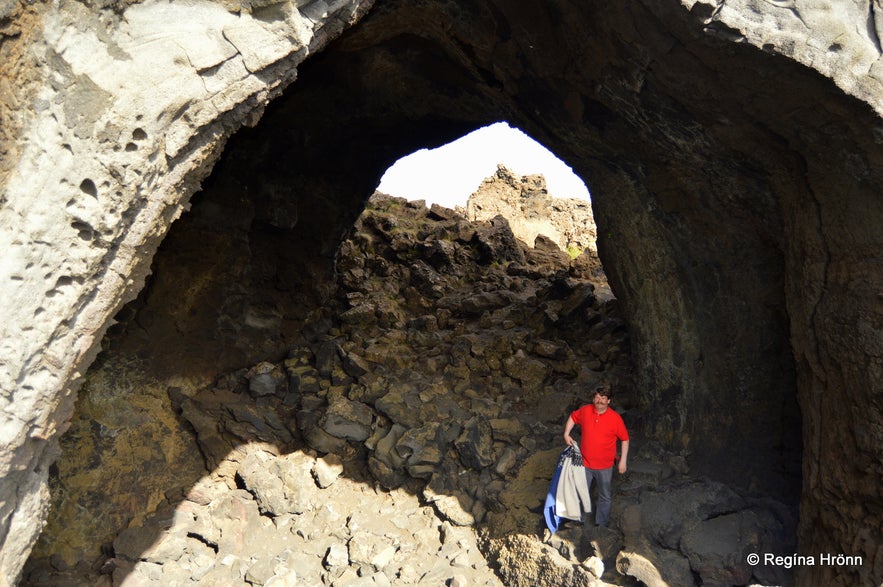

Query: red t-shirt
[{"left": 570, "top": 404, "right": 629, "bottom": 469}]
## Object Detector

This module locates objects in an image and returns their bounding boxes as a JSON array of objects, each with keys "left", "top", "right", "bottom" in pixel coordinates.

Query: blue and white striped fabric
[{"left": 544, "top": 445, "right": 591, "bottom": 534}]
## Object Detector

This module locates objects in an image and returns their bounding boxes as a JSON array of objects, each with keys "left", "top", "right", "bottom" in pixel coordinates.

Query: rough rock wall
[
  {"left": 464, "top": 164, "right": 598, "bottom": 256},
  {"left": 28, "top": 195, "right": 795, "bottom": 587},
  {"left": 0, "top": 0, "right": 374, "bottom": 583},
  {"left": 1, "top": 0, "right": 882, "bottom": 586},
  {"left": 248, "top": 2, "right": 878, "bottom": 583}
]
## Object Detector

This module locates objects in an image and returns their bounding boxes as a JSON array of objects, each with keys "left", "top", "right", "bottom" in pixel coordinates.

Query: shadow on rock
[{"left": 22, "top": 195, "right": 795, "bottom": 587}]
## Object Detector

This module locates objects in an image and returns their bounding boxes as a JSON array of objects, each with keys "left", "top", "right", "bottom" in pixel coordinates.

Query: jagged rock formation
[
  {"left": 0, "top": 2, "right": 374, "bottom": 582},
  {"left": 2, "top": 0, "right": 882, "bottom": 585},
  {"left": 24, "top": 196, "right": 794, "bottom": 586},
  {"left": 463, "top": 164, "right": 598, "bottom": 258}
]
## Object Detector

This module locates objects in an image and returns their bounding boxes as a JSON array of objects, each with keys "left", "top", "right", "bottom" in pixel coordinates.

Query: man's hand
[
  {"left": 617, "top": 440, "right": 630, "bottom": 474},
  {"left": 563, "top": 415, "right": 576, "bottom": 447}
]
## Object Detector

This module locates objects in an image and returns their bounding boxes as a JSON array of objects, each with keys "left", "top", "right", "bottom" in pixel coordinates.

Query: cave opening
[
  {"left": 36, "top": 0, "right": 883, "bottom": 583},
  {"left": 3, "top": 0, "right": 880, "bottom": 583},
  {"left": 25, "top": 114, "right": 637, "bottom": 586}
]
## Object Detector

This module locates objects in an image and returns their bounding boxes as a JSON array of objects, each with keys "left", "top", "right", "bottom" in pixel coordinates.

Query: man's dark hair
[{"left": 594, "top": 384, "right": 613, "bottom": 399}]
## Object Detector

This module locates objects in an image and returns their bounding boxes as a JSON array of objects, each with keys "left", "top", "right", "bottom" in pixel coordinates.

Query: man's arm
[
  {"left": 617, "top": 440, "right": 629, "bottom": 474},
  {"left": 563, "top": 415, "right": 576, "bottom": 446}
]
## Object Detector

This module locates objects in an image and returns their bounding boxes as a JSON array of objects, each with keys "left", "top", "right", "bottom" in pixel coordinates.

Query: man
[{"left": 563, "top": 384, "right": 629, "bottom": 527}]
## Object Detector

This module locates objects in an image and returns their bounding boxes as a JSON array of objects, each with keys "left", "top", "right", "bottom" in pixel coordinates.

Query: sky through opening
[{"left": 377, "top": 122, "right": 590, "bottom": 209}]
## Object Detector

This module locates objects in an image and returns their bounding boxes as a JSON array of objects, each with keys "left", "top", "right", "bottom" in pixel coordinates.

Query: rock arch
[{"left": 1, "top": 0, "right": 881, "bottom": 585}]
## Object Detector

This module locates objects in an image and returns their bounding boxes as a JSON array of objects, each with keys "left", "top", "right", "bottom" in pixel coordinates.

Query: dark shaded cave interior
[
  {"left": 27, "top": 1, "right": 883, "bottom": 585},
  {"left": 133, "top": 0, "right": 809, "bottom": 501}
]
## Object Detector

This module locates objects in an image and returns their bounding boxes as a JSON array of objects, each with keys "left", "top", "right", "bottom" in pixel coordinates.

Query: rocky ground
[{"left": 23, "top": 194, "right": 796, "bottom": 586}]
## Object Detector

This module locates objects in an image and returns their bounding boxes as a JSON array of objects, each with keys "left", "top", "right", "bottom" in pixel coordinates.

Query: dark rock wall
[
  {"left": 780, "top": 105, "right": 883, "bottom": 586},
  {"left": 277, "top": 0, "right": 804, "bottom": 499},
  {"left": 191, "top": 1, "right": 880, "bottom": 582}
]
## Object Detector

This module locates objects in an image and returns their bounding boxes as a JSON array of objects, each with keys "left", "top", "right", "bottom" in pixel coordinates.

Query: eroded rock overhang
[
  {"left": 1, "top": 0, "right": 881, "bottom": 585},
  {"left": 0, "top": 0, "right": 375, "bottom": 581}
]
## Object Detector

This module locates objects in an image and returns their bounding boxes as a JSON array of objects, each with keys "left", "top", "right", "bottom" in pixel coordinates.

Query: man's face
[{"left": 593, "top": 392, "right": 610, "bottom": 412}]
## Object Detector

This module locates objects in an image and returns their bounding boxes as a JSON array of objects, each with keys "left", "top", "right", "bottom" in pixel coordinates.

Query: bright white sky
[{"left": 377, "top": 122, "right": 590, "bottom": 209}]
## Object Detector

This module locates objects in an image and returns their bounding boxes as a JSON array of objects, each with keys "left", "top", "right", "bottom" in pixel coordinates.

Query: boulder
[
  {"left": 454, "top": 417, "right": 495, "bottom": 470},
  {"left": 471, "top": 216, "right": 526, "bottom": 265},
  {"left": 312, "top": 453, "right": 344, "bottom": 489},
  {"left": 247, "top": 361, "right": 287, "bottom": 397},
  {"left": 321, "top": 397, "right": 375, "bottom": 442},
  {"left": 616, "top": 548, "right": 692, "bottom": 587},
  {"left": 237, "top": 449, "right": 314, "bottom": 516}
]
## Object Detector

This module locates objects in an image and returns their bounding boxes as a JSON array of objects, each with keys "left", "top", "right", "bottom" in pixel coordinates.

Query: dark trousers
[{"left": 585, "top": 466, "right": 613, "bottom": 526}]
